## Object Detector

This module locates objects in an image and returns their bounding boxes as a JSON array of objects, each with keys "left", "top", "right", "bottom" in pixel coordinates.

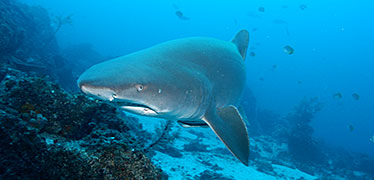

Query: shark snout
[
  {"left": 78, "top": 80, "right": 116, "bottom": 101},
  {"left": 77, "top": 79, "right": 92, "bottom": 94},
  {"left": 77, "top": 82, "right": 86, "bottom": 93},
  {"left": 79, "top": 84, "right": 91, "bottom": 95},
  {"left": 77, "top": 75, "right": 88, "bottom": 91}
]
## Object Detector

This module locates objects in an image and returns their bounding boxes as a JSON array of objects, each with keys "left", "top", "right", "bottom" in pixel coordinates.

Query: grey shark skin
[{"left": 78, "top": 30, "right": 250, "bottom": 166}]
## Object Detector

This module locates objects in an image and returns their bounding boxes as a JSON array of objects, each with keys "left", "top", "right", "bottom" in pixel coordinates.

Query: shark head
[
  {"left": 77, "top": 55, "right": 206, "bottom": 119},
  {"left": 78, "top": 60, "right": 164, "bottom": 117},
  {"left": 78, "top": 82, "right": 159, "bottom": 116}
]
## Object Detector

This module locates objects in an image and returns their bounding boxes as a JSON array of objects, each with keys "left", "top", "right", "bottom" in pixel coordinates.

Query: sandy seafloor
[{"left": 130, "top": 113, "right": 318, "bottom": 180}]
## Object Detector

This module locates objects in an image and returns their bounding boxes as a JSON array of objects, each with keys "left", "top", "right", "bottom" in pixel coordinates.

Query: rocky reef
[
  {"left": 0, "top": 0, "right": 57, "bottom": 58},
  {"left": 0, "top": 0, "right": 78, "bottom": 90},
  {"left": 0, "top": 66, "right": 165, "bottom": 179}
]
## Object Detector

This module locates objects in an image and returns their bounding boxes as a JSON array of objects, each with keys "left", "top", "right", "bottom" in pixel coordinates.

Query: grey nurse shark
[{"left": 77, "top": 30, "right": 250, "bottom": 166}]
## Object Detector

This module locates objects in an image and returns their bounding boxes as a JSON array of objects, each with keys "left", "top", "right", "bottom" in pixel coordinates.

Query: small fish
[
  {"left": 272, "top": 64, "right": 277, "bottom": 69},
  {"left": 370, "top": 135, "right": 374, "bottom": 144},
  {"left": 249, "top": 52, "right": 256, "bottom": 57},
  {"left": 333, "top": 92, "right": 343, "bottom": 99},
  {"left": 259, "top": 77, "right": 264, "bottom": 81},
  {"left": 348, "top": 124, "right": 354, "bottom": 132},
  {"left": 297, "top": 80, "right": 303, "bottom": 84},
  {"left": 299, "top": 4, "right": 307, "bottom": 10},
  {"left": 283, "top": 45, "right": 294, "bottom": 55},
  {"left": 175, "top": 10, "right": 189, "bottom": 20},
  {"left": 175, "top": 10, "right": 183, "bottom": 17},
  {"left": 252, "top": 27, "right": 258, "bottom": 32},
  {"left": 258, "top": 7, "right": 265, "bottom": 12},
  {"left": 352, "top": 93, "right": 360, "bottom": 100}
]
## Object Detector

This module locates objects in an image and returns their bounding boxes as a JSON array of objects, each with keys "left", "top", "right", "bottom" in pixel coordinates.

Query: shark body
[{"left": 78, "top": 30, "right": 250, "bottom": 165}]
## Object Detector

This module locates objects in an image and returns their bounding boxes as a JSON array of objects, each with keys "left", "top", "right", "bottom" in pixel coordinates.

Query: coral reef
[
  {"left": 241, "top": 95, "right": 374, "bottom": 179},
  {"left": 285, "top": 97, "right": 326, "bottom": 167},
  {"left": 0, "top": 66, "right": 164, "bottom": 179}
]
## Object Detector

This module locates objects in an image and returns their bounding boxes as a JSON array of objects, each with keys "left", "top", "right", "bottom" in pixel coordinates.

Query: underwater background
[{"left": 0, "top": 0, "right": 373, "bottom": 179}]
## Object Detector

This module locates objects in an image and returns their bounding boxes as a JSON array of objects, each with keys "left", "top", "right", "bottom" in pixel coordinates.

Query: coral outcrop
[{"left": 0, "top": 66, "right": 164, "bottom": 179}]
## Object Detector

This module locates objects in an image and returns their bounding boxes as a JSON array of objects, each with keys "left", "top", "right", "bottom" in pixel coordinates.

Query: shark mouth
[
  {"left": 112, "top": 100, "right": 158, "bottom": 116},
  {"left": 117, "top": 101, "right": 155, "bottom": 110}
]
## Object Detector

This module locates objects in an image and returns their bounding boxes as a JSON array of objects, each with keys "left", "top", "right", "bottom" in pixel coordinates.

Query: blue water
[{"left": 23, "top": 0, "right": 374, "bottom": 157}]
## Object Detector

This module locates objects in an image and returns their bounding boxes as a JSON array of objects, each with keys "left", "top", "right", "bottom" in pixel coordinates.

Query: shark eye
[{"left": 136, "top": 84, "right": 144, "bottom": 92}]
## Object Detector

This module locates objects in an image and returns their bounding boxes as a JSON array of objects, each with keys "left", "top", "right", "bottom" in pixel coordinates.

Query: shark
[{"left": 77, "top": 30, "right": 250, "bottom": 165}]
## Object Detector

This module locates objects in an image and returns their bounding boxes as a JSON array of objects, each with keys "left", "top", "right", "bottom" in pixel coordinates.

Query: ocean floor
[{"left": 132, "top": 114, "right": 318, "bottom": 180}]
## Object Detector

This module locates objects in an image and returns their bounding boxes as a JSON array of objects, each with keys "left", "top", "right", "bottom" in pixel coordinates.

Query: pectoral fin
[{"left": 202, "top": 105, "right": 249, "bottom": 166}]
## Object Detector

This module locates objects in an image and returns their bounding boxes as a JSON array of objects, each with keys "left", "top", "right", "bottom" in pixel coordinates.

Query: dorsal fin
[{"left": 231, "top": 29, "right": 249, "bottom": 60}]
